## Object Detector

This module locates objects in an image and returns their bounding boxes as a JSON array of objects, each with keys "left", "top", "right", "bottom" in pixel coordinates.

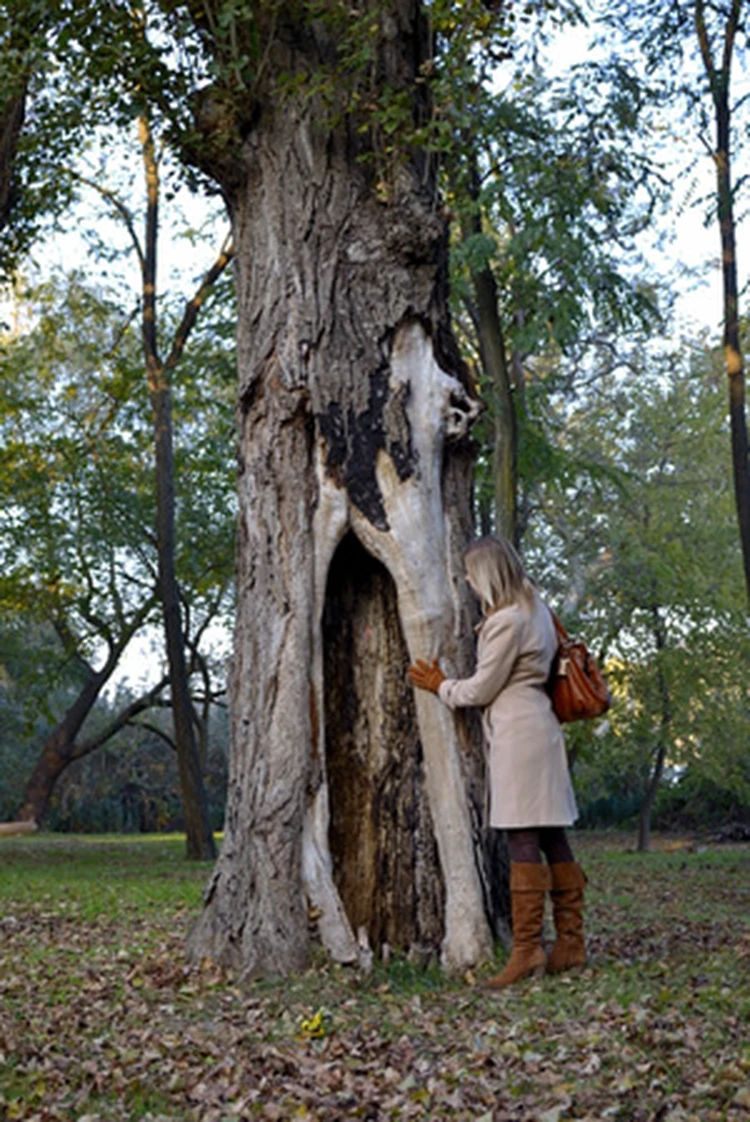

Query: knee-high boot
[
  {"left": 485, "top": 862, "right": 550, "bottom": 989},
  {"left": 546, "top": 862, "right": 587, "bottom": 974}
]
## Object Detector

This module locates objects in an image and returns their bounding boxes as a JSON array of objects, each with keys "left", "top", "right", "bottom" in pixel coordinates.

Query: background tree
[
  {"left": 0, "top": 270, "right": 236, "bottom": 833},
  {"left": 1, "top": 275, "right": 161, "bottom": 822},
  {"left": 444, "top": 39, "right": 661, "bottom": 542},
  {"left": 135, "top": 109, "right": 232, "bottom": 860},
  {"left": 695, "top": 0, "right": 750, "bottom": 602},
  {"left": 46, "top": 689, "right": 229, "bottom": 834},
  {"left": 0, "top": 0, "right": 235, "bottom": 857},
  {"left": 0, "top": 617, "right": 230, "bottom": 831},
  {"left": 526, "top": 332, "right": 748, "bottom": 848},
  {"left": 604, "top": 0, "right": 750, "bottom": 601}
]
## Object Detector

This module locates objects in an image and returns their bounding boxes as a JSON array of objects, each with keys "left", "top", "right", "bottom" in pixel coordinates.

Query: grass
[
  {"left": 0, "top": 831, "right": 748, "bottom": 1121},
  {"left": 0, "top": 833, "right": 211, "bottom": 920}
]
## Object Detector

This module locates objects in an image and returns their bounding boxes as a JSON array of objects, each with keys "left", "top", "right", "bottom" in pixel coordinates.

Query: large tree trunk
[{"left": 188, "top": 2, "right": 503, "bottom": 976}]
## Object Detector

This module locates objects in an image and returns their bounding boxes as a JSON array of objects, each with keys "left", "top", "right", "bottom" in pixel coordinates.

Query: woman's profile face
[{"left": 465, "top": 567, "right": 480, "bottom": 598}]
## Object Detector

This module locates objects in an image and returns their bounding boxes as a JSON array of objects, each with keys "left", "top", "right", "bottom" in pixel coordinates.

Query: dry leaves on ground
[{"left": 0, "top": 834, "right": 748, "bottom": 1121}]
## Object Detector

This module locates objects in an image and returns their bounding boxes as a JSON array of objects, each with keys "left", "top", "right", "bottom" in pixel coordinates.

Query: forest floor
[{"left": 0, "top": 831, "right": 748, "bottom": 1122}]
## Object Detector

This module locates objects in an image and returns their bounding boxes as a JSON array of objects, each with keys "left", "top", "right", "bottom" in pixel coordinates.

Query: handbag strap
[{"left": 549, "top": 607, "right": 570, "bottom": 643}]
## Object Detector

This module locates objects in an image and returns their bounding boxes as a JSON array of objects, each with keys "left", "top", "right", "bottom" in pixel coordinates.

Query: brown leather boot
[
  {"left": 546, "top": 862, "right": 587, "bottom": 974},
  {"left": 485, "top": 862, "right": 551, "bottom": 989}
]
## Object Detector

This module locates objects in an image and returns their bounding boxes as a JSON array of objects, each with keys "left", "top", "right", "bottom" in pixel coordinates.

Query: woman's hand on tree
[{"left": 407, "top": 658, "right": 445, "bottom": 694}]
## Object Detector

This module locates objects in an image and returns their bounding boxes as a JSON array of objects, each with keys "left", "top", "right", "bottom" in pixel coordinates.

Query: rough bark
[{"left": 188, "top": 2, "right": 502, "bottom": 976}]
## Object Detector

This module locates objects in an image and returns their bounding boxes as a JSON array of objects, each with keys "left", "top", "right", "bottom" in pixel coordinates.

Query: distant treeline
[{"left": 0, "top": 688, "right": 228, "bottom": 834}]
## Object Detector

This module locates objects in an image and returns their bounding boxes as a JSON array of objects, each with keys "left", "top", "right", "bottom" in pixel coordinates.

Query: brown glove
[{"left": 407, "top": 658, "right": 445, "bottom": 694}]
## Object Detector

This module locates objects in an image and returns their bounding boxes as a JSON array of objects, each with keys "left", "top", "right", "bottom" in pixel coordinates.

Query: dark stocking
[
  {"left": 539, "top": 826, "right": 575, "bottom": 865},
  {"left": 506, "top": 826, "right": 575, "bottom": 866},
  {"left": 506, "top": 828, "right": 542, "bottom": 864}
]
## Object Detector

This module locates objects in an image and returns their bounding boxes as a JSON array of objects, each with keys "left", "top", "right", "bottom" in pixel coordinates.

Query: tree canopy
[{"left": 0, "top": 265, "right": 236, "bottom": 828}]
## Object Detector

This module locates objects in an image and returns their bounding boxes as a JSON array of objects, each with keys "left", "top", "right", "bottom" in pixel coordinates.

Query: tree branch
[
  {"left": 63, "top": 167, "right": 145, "bottom": 269},
  {"left": 722, "top": 0, "right": 741, "bottom": 78},
  {"left": 70, "top": 675, "right": 170, "bottom": 761},
  {"left": 163, "top": 236, "right": 234, "bottom": 375},
  {"left": 131, "top": 718, "right": 177, "bottom": 751}
]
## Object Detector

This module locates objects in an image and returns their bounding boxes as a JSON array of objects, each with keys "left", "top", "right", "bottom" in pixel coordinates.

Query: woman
[{"left": 408, "top": 535, "right": 586, "bottom": 988}]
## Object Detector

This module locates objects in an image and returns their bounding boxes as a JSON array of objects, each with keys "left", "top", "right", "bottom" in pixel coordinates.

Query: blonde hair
[{"left": 464, "top": 535, "right": 535, "bottom": 616}]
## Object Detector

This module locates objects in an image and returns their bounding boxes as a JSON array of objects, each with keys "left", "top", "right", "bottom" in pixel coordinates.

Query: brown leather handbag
[{"left": 548, "top": 611, "right": 612, "bottom": 724}]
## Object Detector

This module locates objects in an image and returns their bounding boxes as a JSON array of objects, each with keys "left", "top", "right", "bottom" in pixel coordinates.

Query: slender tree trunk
[
  {"left": 473, "top": 265, "right": 518, "bottom": 546},
  {"left": 638, "top": 739, "right": 666, "bottom": 854},
  {"left": 695, "top": 0, "right": 750, "bottom": 603},
  {"left": 0, "top": 0, "right": 42, "bottom": 232},
  {"left": 188, "top": 2, "right": 503, "bottom": 976},
  {"left": 637, "top": 605, "right": 672, "bottom": 852},
  {"left": 139, "top": 117, "right": 216, "bottom": 861},
  {"left": 464, "top": 157, "right": 518, "bottom": 546},
  {"left": 715, "top": 108, "right": 750, "bottom": 602},
  {"left": 149, "top": 356, "right": 217, "bottom": 860},
  {"left": 0, "top": 84, "right": 25, "bottom": 230}
]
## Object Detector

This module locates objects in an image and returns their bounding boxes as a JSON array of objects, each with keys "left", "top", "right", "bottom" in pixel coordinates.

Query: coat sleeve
[{"left": 438, "top": 609, "right": 522, "bottom": 710}]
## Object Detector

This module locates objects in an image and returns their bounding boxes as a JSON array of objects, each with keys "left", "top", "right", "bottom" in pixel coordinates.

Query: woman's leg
[
  {"left": 538, "top": 826, "right": 574, "bottom": 865},
  {"left": 540, "top": 828, "right": 587, "bottom": 973},
  {"left": 487, "top": 828, "right": 548, "bottom": 989},
  {"left": 506, "top": 827, "right": 542, "bottom": 864}
]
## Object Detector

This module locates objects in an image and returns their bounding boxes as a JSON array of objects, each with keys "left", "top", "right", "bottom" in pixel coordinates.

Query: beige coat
[{"left": 438, "top": 593, "right": 578, "bottom": 829}]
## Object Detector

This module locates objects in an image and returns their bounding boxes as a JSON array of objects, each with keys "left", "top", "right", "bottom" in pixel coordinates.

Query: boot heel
[{"left": 485, "top": 869, "right": 550, "bottom": 989}]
